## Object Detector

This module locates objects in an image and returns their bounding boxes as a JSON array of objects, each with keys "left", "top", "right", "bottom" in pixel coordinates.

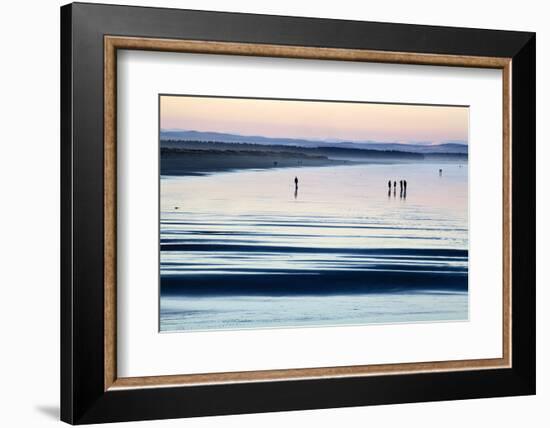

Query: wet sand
[{"left": 160, "top": 163, "right": 469, "bottom": 331}]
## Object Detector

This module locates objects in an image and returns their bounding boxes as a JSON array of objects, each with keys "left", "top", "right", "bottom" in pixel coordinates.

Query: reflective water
[{"left": 160, "top": 163, "right": 468, "bottom": 331}]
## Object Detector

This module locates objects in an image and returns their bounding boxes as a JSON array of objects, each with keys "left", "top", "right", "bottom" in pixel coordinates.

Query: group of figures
[{"left": 388, "top": 179, "right": 407, "bottom": 198}]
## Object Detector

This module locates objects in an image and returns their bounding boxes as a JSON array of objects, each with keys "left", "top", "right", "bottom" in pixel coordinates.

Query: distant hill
[{"left": 160, "top": 130, "right": 468, "bottom": 154}]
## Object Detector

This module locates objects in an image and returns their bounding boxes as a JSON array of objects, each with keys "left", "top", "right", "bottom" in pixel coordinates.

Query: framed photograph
[{"left": 61, "top": 2, "right": 535, "bottom": 424}]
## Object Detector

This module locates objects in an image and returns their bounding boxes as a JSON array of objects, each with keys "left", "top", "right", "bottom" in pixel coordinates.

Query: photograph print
[{"left": 159, "top": 95, "right": 469, "bottom": 332}]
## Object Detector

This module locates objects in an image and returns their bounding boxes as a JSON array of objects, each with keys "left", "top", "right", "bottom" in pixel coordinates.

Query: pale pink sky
[{"left": 160, "top": 96, "right": 468, "bottom": 144}]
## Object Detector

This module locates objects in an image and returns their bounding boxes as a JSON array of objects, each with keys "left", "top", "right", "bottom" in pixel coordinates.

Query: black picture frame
[{"left": 61, "top": 2, "right": 535, "bottom": 424}]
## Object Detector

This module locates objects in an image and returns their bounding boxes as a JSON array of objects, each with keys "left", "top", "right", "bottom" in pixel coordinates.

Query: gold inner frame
[{"left": 104, "top": 35, "right": 512, "bottom": 391}]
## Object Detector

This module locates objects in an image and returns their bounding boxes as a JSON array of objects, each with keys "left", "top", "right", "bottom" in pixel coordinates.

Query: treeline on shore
[
  {"left": 159, "top": 139, "right": 467, "bottom": 175},
  {"left": 160, "top": 139, "right": 448, "bottom": 160}
]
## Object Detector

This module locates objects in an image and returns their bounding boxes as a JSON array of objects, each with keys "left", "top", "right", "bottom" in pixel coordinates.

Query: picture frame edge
[{"left": 61, "top": 2, "right": 536, "bottom": 424}]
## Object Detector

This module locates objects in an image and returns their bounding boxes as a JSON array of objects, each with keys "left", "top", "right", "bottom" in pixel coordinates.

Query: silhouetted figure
[
  {"left": 294, "top": 176, "right": 299, "bottom": 190},
  {"left": 439, "top": 168, "right": 443, "bottom": 177},
  {"left": 399, "top": 180, "right": 403, "bottom": 192},
  {"left": 404, "top": 180, "right": 407, "bottom": 191},
  {"left": 388, "top": 180, "right": 391, "bottom": 190},
  {"left": 393, "top": 181, "right": 397, "bottom": 189}
]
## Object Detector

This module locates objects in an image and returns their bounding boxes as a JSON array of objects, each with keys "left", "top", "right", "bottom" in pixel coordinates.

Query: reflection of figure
[
  {"left": 294, "top": 187, "right": 298, "bottom": 199},
  {"left": 388, "top": 189, "right": 391, "bottom": 198},
  {"left": 439, "top": 168, "right": 443, "bottom": 176}
]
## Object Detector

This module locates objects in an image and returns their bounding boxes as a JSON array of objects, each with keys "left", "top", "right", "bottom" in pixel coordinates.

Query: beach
[{"left": 160, "top": 162, "right": 469, "bottom": 331}]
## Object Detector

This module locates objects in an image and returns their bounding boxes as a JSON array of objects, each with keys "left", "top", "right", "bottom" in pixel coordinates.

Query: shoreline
[
  {"left": 160, "top": 152, "right": 466, "bottom": 176},
  {"left": 161, "top": 150, "right": 347, "bottom": 176},
  {"left": 160, "top": 140, "right": 467, "bottom": 176}
]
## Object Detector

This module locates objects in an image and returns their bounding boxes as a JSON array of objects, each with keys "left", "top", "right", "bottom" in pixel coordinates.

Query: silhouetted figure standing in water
[
  {"left": 439, "top": 168, "right": 443, "bottom": 177},
  {"left": 404, "top": 180, "right": 407, "bottom": 192},
  {"left": 294, "top": 176, "right": 299, "bottom": 199},
  {"left": 388, "top": 180, "right": 391, "bottom": 190}
]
